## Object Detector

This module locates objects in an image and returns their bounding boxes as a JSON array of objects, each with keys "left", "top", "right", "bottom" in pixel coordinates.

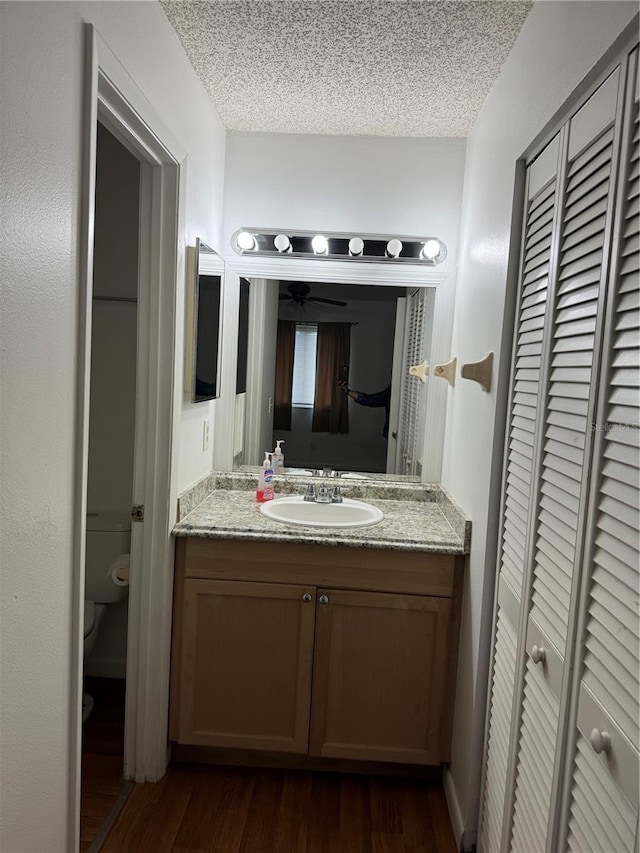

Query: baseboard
[
  {"left": 443, "top": 766, "right": 466, "bottom": 852},
  {"left": 172, "top": 743, "right": 444, "bottom": 780}
]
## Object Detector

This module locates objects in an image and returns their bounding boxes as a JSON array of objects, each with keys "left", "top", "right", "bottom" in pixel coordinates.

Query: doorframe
[{"left": 72, "top": 23, "right": 186, "bottom": 845}]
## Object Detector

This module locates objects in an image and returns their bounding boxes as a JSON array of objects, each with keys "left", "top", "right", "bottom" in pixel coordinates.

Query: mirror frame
[
  {"left": 189, "top": 238, "right": 225, "bottom": 403},
  {"left": 223, "top": 252, "right": 451, "bottom": 288}
]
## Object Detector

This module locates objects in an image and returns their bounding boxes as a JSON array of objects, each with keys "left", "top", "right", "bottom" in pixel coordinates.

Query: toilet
[{"left": 83, "top": 510, "right": 131, "bottom": 723}]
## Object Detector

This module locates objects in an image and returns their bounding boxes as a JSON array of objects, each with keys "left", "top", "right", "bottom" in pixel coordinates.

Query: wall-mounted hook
[
  {"left": 433, "top": 356, "right": 457, "bottom": 387},
  {"left": 409, "top": 360, "right": 430, "bottom": 383},
  {"left": 460, "top": 352, "right": 493, "bottom": 392}
]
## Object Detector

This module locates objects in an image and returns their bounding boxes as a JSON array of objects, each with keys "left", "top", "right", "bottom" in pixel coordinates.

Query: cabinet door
[
  {"left": 178, "top": 578, "right": 316, "bottom": 753},
  {"left": 309, "top": 588, "right": 451, "bottom": 764}
]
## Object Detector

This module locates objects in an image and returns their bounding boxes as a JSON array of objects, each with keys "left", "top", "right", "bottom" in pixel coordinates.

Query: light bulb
[
  {"left": 237, "top": 231, "right": 257, "bottom": 251},
  {"left": 421, "top": 239, "right": 441, "bottom": 260},
  {"left": 386, "top": 239, "right": 403, "bottom": 258},
  {"left": 311, "top": 234, "right": 329, "bottom": 255},
  {"left": 348, "top": 237, "right": 364, "bottom": 256},
  {"left": 274, "top": 234, "right": 292, "bottom": 253}
]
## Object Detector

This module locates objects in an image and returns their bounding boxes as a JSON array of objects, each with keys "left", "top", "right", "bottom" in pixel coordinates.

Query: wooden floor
[
  {"left": 101, "top": 762, "right": 457, "bottom": 853},
  {"left": 80, "top": 677, "right": 127, "bottom": 853}
]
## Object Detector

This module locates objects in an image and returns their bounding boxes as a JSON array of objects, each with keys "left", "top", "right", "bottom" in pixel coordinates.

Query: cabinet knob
[
  {"left": 531, "top": 645, "right": 546, "bottom": 664},
  {"left": 319, "top": 594, "right": 329, "bottom": 605},
  {"left": 302, "top": 593, "right": 312, "bottom": 602},
  {"left": 590, "top": 728, "right": 612, "bottom": 755}
]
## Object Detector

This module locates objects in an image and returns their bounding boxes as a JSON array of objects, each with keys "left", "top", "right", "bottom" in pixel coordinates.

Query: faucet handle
[
  {"left": 331, "top": 486, "right": 343, "bottom": 503},
  {"left": 303, "top": 483, "right": 316, "bottom": 502}
]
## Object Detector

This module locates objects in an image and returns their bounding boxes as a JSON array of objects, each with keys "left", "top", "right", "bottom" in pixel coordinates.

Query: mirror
[
  {"left": 188, "top": 239, "right": 224, "bottom": 403},
  {"left": 234, "top": 278, "right": 433, "bottom": 480}
]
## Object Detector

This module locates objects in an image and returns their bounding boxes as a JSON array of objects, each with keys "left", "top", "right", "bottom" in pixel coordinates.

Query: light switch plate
[{"left": 203, "top": 418, "right": 210, "bottom": 451}]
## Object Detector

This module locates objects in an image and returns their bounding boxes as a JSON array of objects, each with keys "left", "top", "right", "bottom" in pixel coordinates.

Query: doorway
[
  {"left": 72, "top": 24, "right": 185, "bottom": 851},
  {"left": 79, "top": 121, "right": 140, "bottom": 851}
]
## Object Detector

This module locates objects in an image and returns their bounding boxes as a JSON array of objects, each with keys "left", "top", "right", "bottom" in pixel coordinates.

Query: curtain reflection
[
  {"left": 273, "top": 320, "right": 295, "bottom": 430},
  {"left": 312, "top": 323, "right": 351, "bottom": 434}
]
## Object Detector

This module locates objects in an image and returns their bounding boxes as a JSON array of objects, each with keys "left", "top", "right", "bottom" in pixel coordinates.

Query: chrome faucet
[{"left": 302, "top": 483, "right": 342, "bottom": 503}]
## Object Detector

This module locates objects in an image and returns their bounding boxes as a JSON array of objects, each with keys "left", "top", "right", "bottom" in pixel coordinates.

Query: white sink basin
[{"left": 259, "top": 496, "right": 383, "bottom": 529}]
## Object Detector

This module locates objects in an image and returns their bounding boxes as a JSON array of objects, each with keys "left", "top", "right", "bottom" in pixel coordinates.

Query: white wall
[
  {"left": 223, "top": 132, "right": 466, "bottom": 272},
  {"left": 223, "top": 133, "right": 467, "bottom": 481},
  {"left": 0, "top": 2, "right": 225, "bottom": 850},
  {"left": 440, "top": 3, "right": 638, "bottom": 847}
]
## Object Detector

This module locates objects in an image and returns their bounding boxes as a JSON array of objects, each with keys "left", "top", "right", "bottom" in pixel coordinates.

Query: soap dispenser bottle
[
  {"left": 273, "top": 440, "right": 285, "bottom": 474},
  {"left": 256, "top": 452, "right": 275, "bottom": 503}
]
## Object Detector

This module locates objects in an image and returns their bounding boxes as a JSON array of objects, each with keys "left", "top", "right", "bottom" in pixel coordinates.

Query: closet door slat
[
  {"left": 498, "top": 176, "right": 557, "bottom": 599},
  {"left": 480, "top": 604, "right": 520, "bottom": 853},
  {"left": 567, "top": 734, "right": 637, "bottom": 853},
  {"left": 565, "top": 92, "right": 640, "bottom": 852},
  {"left": 529, "top": 123, "right": 613, "bottom": 656},
  {"left": 579, "top": 103, "right": 640, "bottom": 748},
  {"left": 480, "top": 129, "right": 564, "bottom": 852},
  {"left": 510, "top": 660, "right": 559, "bottom": 853}
]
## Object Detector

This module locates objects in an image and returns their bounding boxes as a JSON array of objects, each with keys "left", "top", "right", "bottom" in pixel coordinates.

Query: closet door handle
[
  {"left": 590, "top": 728, "right": 612, "bottom": 754},
  {"left": 531, "top": 644, "right": 546, "bottom": 664}
]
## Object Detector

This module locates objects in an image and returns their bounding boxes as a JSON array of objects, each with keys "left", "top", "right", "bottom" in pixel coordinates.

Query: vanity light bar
[{"left": 231, "top": 229, "right": 447, "bottom": 265}]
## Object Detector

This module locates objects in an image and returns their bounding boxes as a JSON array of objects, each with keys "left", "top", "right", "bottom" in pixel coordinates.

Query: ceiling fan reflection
[{"left": 279, "top": 282, "right": 347, "bottom": 308}]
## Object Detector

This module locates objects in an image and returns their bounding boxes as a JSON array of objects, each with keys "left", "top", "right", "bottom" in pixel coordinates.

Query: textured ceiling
[{"left": 161, "top": 0, "right": 532, "bottom": 137}]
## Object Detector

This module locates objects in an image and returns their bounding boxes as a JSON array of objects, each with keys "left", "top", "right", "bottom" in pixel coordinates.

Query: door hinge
[{"left": 131, "top": 505, "right": 145, "bottom": 522}]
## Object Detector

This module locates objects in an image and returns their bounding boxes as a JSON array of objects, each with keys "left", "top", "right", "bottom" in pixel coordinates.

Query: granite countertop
[{"left": 173, "top": 474, "right": 471, "bottom": 555}]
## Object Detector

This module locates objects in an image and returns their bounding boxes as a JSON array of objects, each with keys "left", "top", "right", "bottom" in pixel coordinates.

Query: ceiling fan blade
[{"left": 309, "top": 297, "right": 348, "bottom": 307}]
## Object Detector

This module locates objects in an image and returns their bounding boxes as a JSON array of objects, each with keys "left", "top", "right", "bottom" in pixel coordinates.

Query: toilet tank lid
[{"left": 86, "top": 510, "right": 131, "bottom": 532}]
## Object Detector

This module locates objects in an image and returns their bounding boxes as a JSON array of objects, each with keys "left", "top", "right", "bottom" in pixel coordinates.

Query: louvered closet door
[
  {"left": 479, "top": 133, "right": 561, "bottom": 853},
  {"left": 397, "top": 288, "right": 427, "bottom": 476},
  {"left": 510, "top": 70, "right": 621, "bottom": 853},
  {"left": 563, "top": 61, "right": 639, "bottom": 853}
]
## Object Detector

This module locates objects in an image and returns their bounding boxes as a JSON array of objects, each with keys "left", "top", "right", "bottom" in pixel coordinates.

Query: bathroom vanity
[{"left": 170, "top": 474, "right": 470, "bottom": 769}]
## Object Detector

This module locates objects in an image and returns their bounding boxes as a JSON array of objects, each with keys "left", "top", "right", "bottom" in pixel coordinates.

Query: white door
[
  {"left": 479, "top": 51, "right": 635, "bottom": 852},
  {"left": 560, "top": 59, "right": 639, "bottom": 853}
]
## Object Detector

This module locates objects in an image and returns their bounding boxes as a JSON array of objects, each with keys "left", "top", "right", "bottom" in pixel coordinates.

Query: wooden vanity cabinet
[
  {"left": 170, "top": 538, "right": 464, "bottom": 767},
  {"left": 177, "top": 578, "right": 315, "bottom": 752},
  {"left": 309, "top": 588, "right": 451, "bottom": 764}
]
